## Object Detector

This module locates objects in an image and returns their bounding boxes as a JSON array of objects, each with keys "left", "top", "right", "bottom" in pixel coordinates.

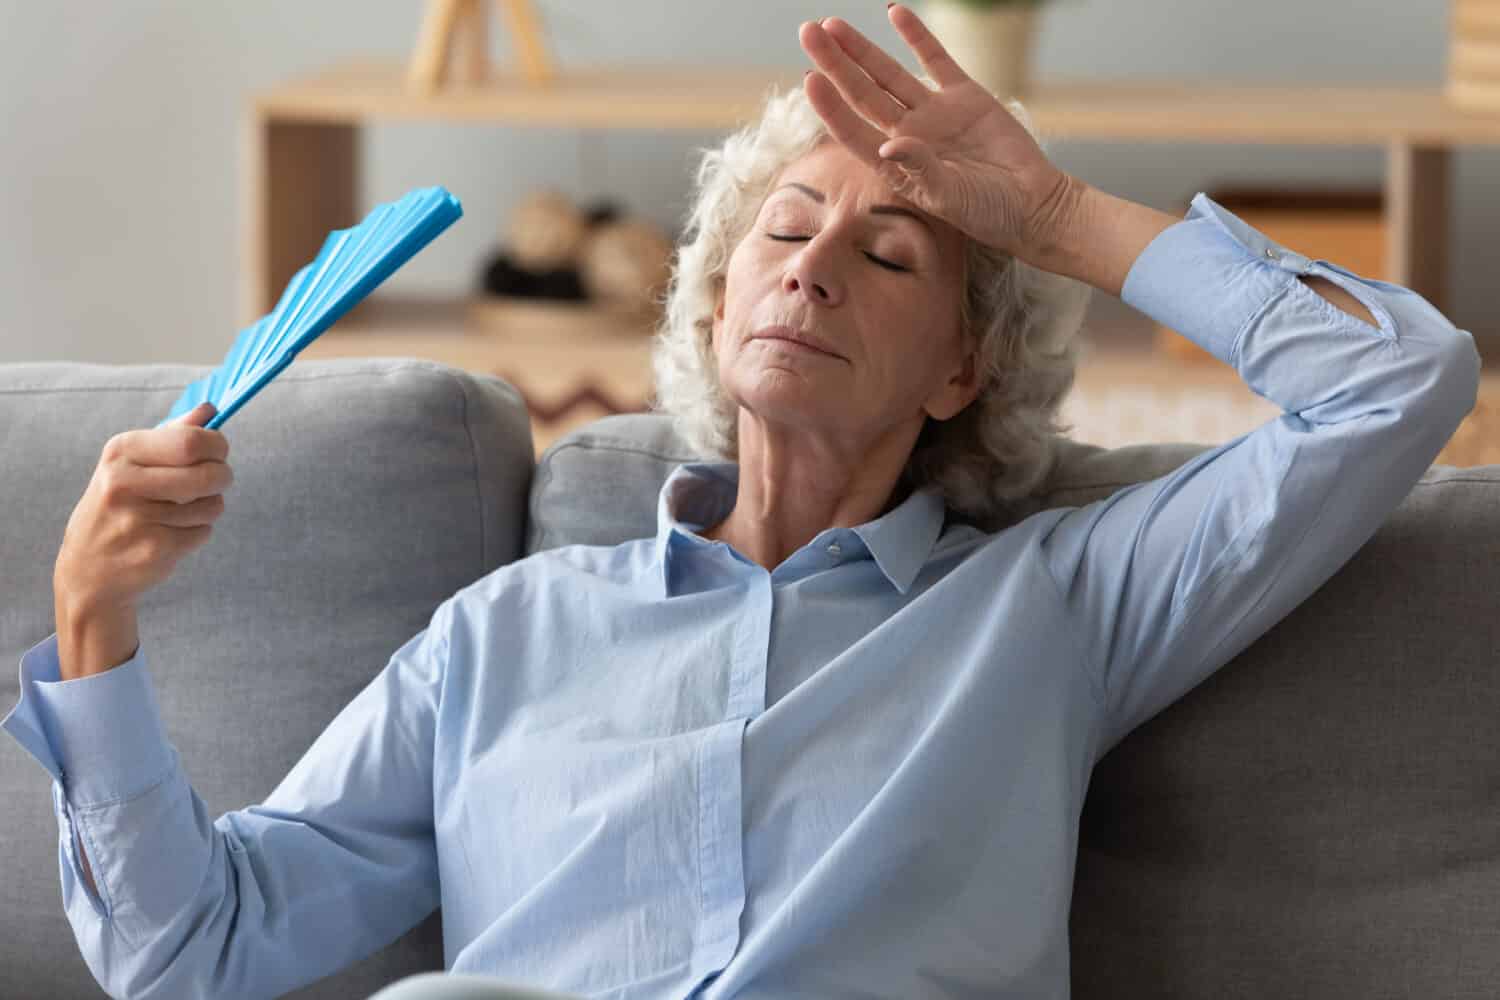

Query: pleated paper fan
[{"left": 162, "top": 185, "right": 463, "bottom": 429}]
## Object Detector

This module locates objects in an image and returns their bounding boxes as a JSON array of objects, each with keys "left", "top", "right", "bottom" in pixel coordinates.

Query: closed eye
[{"left": 765, "top": 234, "right": 909, "bottom": 273}]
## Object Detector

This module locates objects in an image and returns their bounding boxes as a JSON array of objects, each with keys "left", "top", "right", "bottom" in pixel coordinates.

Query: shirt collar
[{"left": 653, "top": 461, "right": 946, "bottom": 597}]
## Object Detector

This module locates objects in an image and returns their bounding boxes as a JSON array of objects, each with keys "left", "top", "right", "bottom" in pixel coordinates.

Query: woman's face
[{"left": 711, "top": 139, "right": 978, "bottom": 445}]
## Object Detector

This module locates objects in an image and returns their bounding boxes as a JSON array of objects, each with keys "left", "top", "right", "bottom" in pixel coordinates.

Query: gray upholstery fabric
[
  {"left": 525, "top": 412, "right": 1218, "bottom": 553},
  {"left": 525, "top": 415, "right": 702, "bottom": 554},
  {"left": 530, "top": 412, "right": 1500, "bottom": 999},
  {"left": 0, "top": 359, "right": 533, "bottom": 999},
  {"left": 1068, "top": 459, "right": 1500, "bottom": 999}
]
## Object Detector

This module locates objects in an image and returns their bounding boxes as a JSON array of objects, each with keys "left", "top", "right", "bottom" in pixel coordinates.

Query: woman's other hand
[{"left": 798, "top": 4, "right": 1082, "bottom": 261}]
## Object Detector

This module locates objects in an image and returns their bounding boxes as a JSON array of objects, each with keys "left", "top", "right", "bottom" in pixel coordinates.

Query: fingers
[
  {"left": 141, "top": 493, "right": 226, "bottom": 529},
  {"left": 800, "top": 19, "right": 911, "bottom": 132},
  {"left": 877, "top": 136, "right": 937, "bottom": 178},
  {"left": 108, "top": 461, "right": 234, "bottom": 506},
  {"left": 173, "top": 401, "right": 217, "bottom": 427},
  {"left": 815, "top": 16, "right": 933, "bottom": 113},
  {"left": 802, "top": 71, "right": 890, "bottom": 163},
  {"left": 886, "top": 3, "right": 972, "bottom": 90},
  {"left": 110, "top": 423, "right": 229, "bottom": 467}
]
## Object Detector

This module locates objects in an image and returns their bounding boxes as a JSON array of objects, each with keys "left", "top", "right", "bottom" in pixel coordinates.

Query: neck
[{"left": 702, "top": 410, "right": 921, "bottom": 570}]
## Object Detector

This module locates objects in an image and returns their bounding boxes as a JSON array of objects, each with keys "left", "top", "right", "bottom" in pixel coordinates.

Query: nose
[{"left": 782, "top": 241, "right": 843, "bottom": 307}]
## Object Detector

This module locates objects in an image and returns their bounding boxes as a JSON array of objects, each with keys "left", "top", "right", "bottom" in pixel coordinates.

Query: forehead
[
  {"left": 764, "top": 143, "right": 952, "bottom": 250},
  {"left": 771, "top": 143, "right": 922, "bottom": 211}
]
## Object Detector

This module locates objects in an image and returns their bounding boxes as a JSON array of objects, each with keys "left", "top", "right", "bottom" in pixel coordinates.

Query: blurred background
[{"left": 1, "top": 0, "right": 1495, "bottom": 456}]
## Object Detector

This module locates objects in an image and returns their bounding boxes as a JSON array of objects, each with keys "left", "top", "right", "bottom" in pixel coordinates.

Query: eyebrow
[{"left": 772, "top": 182, "right": 936, "bottom": 242}]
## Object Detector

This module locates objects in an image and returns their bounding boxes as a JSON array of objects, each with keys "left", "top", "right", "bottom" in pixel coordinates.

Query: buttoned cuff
[
  {"left": 0, "top": 633, "right": 175, "bottom": 807},
  {"left": 1120, "top": 192, "right": 1320, "bottom": 367}
]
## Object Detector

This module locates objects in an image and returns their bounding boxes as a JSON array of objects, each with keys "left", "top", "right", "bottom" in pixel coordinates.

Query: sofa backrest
[
  {"left": 529, "top": 412, "right": 1500, "bottom": 999},
  {"left": 0, "top": 359, "right": 533, "bottom": 999}
]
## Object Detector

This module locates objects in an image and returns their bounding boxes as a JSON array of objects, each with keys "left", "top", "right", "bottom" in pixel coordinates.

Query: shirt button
[
  {"left": 826, "top": 542, "right": 841, "bottom": 556},
  {"left": 1264, "top": 247, "right": 1279, "bottom": 260}
]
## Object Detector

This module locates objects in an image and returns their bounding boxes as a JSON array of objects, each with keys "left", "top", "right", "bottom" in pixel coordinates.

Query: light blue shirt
[{"left": 3, "top": 193, "right": 1480, "bottom": 999}]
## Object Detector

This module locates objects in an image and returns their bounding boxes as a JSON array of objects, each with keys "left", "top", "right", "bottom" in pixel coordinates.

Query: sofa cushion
[
  {"left": 524, "top": 412, "right": 1214, "bottom": 554},
  {"left": 0, "top": 359, "right": 533, "bottom": 999},
  {"left": 526, "top": 414, "right": 702, "bottom": 554},
  {"left": 1070, "top": 460, "right": 1500, "bottom": 998},
  {"left": 529, "top": 411, "right": 1500, "bottom": 999}
]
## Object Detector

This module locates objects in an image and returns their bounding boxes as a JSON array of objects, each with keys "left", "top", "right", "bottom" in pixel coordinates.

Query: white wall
[{"left": 0, "top": 0, "right": 1491, "bottom": 365}]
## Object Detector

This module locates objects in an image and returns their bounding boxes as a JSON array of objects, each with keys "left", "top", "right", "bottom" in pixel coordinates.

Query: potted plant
[{"left": 918, "top": 0, "right": 1052, "bottom": 99}]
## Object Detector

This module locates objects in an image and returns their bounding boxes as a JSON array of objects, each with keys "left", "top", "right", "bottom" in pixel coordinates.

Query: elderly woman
[{"left": 5, "top": 5, "right": 1480, "bottom": 1000}]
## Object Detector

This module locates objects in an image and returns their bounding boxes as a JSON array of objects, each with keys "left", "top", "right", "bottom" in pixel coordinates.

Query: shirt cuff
[
  {"left": 0, "top": 633, "right": 175, "bottom": 807},
  {"left": 1120, "top": 192, "right": 1318, "bottom": 368}
]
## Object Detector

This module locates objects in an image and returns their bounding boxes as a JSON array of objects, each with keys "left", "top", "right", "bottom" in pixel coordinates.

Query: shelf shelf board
[
  {"left": 255, "top": 59, "right": 806, "bottom": 129},
  {"left": 254, "top": 59, "right": 1500, "bottom": 143}
]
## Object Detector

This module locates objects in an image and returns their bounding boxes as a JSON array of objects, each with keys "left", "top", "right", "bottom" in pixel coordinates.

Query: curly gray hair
[{"left": 649, "top": 78, "right": 1092, "bottom": 529}]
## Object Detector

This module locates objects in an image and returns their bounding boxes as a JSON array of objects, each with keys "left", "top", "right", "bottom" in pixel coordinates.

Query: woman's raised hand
[{"left": 798, "top": 4, "right": 1080, "bottom": 261}]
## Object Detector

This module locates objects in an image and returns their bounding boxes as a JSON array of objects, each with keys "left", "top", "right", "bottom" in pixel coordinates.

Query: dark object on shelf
[
  {"left": 476, "top": 192, "right": 667, "bottom": 322},
  {"left": 583, "top": 198, "right": 622, "bottom": 227},
  {"left": 1204, "top": 186, "right": 1382, "bottom": 214},
  {"left": 481, "top": 250, "right": 587, "bottom": 302}
]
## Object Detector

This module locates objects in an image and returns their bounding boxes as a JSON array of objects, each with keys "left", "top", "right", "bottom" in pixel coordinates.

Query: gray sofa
[{"left": 2, "top": 357, "right": 1496, "bottom": 999}]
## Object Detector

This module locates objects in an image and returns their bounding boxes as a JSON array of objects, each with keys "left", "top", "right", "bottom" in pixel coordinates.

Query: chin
[{"left": 726, "top": 371, "right": 840, "bottom": 431}]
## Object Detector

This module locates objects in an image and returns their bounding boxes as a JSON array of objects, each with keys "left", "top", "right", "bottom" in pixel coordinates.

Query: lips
[{"left": 750, "top": 325, "right": 847, "bottom": 361}]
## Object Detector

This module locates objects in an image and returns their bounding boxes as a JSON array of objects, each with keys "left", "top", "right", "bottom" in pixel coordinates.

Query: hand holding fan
[{"left": 162, "top": 186, "right": 463, "bottom": 430}]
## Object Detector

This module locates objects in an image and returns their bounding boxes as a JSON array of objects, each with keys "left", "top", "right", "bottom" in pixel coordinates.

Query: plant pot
[{"left": 919, "top": 1, "right": 1039, "bottom": 99}]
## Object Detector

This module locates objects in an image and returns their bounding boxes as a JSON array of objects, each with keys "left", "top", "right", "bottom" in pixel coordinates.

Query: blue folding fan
[{"left": 161, "top": 185, "right": 463, "bottom": 430}]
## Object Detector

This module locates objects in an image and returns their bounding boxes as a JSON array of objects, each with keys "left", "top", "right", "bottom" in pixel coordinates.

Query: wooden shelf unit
[
  {"left": 248, "top": 59, "right": 1500, "bottom": 331},
  {"left": 258, "top": 60, "right": 1500, "bottom": 457}
]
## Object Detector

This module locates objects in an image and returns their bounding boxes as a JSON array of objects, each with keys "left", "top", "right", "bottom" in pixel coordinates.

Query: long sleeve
[
  {"left": 1040, "top": 192, "right": 1482, "bottom": 754},
  {"left": 0, "top": 598, "right": 453, "bottom": 999}
]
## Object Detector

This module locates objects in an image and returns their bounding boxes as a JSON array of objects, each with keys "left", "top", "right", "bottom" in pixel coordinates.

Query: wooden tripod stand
[{"left": 407, "top": 0, "right": 555, "bottom": 91}]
